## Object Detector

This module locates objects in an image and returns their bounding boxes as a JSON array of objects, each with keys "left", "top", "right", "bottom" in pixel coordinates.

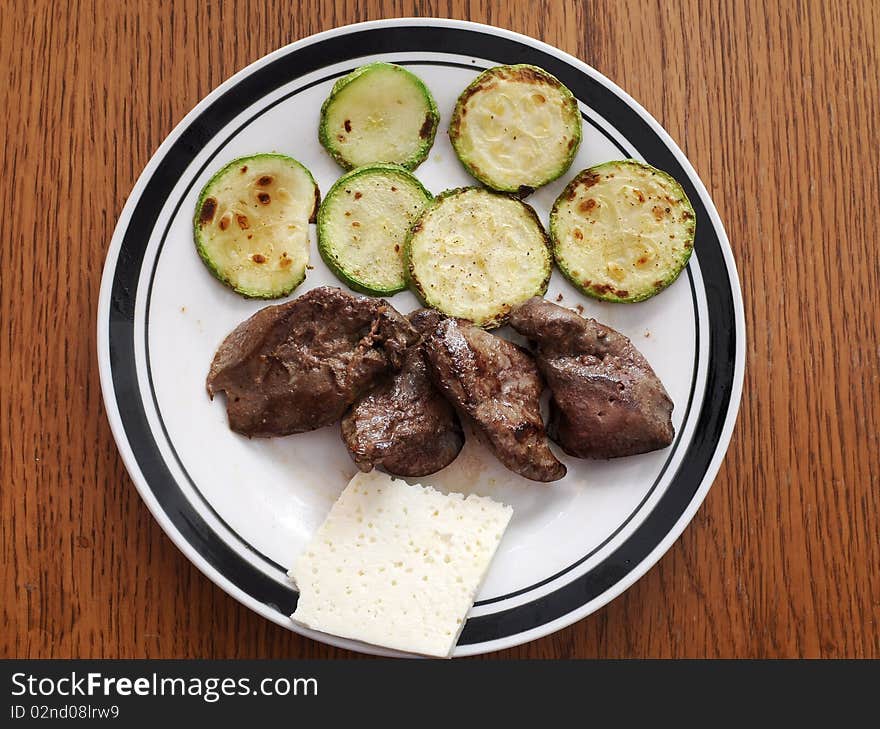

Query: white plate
[{"left": 97, "top": 18, "right": 745, "bottom": 657}]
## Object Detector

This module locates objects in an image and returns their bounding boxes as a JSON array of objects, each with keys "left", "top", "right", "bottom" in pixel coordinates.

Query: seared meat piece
[
  {"left": 341, "top": 309, "right": 464, "bottom": 477},
  {"left": 206, "top": 286, "right": 418, "bottom": 437},
  {"left": 424, "top": 317, "right": 566, "bottom": 483},
  {"left": 508, "top": 297, "right": 674, "bottom": 458}
]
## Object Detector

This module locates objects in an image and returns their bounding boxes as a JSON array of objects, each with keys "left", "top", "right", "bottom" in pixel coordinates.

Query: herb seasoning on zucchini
[
  {"left": 449, "top": 64, "right": 582, "bottom": 194},
  {"left": 317, "top": 164, "right": 432, "bottom": 296},
  {"left": 404, "top": 187, "right": 552, "bottom": 328},
  {"left": 550, "top": 160, "right": 696, "bottom": 303},
  {"left": 193, "top": 154, "right": 319, "bottom": 299},
  {"left": 319, "top": 63, "right": 439, "bottom": 171}
]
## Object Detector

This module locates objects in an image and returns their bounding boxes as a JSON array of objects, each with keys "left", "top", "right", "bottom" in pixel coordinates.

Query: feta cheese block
[{"left": 289, "top": 470, "right": 513, "bottom": 657}]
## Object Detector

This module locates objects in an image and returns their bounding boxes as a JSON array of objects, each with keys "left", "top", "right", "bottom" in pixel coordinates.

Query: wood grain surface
[{"left": 1, "top": 0, "right": 878, "bottom": 659}]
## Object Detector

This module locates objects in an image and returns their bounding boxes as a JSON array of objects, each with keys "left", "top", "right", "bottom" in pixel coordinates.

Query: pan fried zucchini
[
  {"left": 319, "top": 63, "right": 439, "bottom": 171},
  {"left": 194, "top": 154, "right": 319, "bottom": 298},
  {"left": 550, "top": 160, "right": 696, "bottom": 303},
  {"left": 449, "top": 64, "right": 582, "bottom": 194},
  {"left": 404, "top": 187, "right": 552, "bottom": 328},
  {"left": 317, "top": 164, "right": 432, "bottom": 296}
]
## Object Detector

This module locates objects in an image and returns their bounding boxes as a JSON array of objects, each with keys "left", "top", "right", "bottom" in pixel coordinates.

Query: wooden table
[{"left": 2, "top": 0, "right": 878, "bottom": 659}]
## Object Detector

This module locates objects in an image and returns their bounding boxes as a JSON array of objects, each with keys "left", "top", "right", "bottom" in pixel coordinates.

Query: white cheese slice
[{"left": 289, "top": 470, "right": 513, "bottom": 657}]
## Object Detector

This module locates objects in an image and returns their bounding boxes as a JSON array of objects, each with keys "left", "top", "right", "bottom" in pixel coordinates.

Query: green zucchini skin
[
  {"left": 317, "top": 164, "right": 432, "bottom": 296},
  {"left": 449, "top": 64, "right": 582, "bottom": 194},
  {"left": 193, "top": 153, "right": 319, "bottom": 299},
  {"left": 404, "top": 187, "right": 552, "bottom": 329},
  {"left": 318, "top": 62, "right": 440, "bottom": 171},
  {"left": 550, "top": 160, "right": 696, "bottom": 303}
]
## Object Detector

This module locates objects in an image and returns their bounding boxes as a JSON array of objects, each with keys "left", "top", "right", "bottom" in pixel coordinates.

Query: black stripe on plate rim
[{"left": 106, "top": 24, "right": 737, "bottom": 648}]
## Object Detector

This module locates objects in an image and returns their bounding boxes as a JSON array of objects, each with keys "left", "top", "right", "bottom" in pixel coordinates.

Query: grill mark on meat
[{"left": 509, "top": 297, "right": 674, "bottom": 459}]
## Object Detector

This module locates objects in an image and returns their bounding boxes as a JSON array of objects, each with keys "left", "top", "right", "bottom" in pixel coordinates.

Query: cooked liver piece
[
  {"left": 509, "top": 297, "right": 674, "bottom": 459},
  {"left": 423, "top": 317, "right": 566, "bottom": 483},
  {"left": 340, "top": 309, "right": 464, "bottom": 477},
  {"left": 206, "top": 286, "right": 417, "bottom": 437}
]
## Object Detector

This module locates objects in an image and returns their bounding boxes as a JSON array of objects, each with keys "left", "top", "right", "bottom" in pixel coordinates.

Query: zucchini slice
[
  {"left": 550, "top": 160, "right": 696, "bottom": 303},
  {"left": 194, "top": 154, "right": 319, "bottom": 299},
  {"left": 404, "top": 187, "right": 552, "bottom": 328},
  {"left": 317, "top": 164, "right": 432, "bottom": 296},
  {"left": 319, "top": 63, "right": 439, "bottom": 171},
  {"left": 449, "top": 64, "right": 582, "bottom": 194}
]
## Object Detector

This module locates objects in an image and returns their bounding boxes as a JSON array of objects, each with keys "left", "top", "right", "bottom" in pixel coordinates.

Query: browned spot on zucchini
[
  {"left": 532, "top": 93, "right": 546, "bottom": 104},
  {"left": 507, "top": 65, "right": 561, "bottom": 88},
  {"left": 391, "top": 186, "right": 398, "bottom": 192},
  {"left": 240, "top": 165, "right": 248, "bottom": 173},
  {"left": 354, "top": 191, "right": 362, "bottom": 200},
  {"left": 573, "top": 228, "right": 583, "bottom": 240},
  {"left": 419, "top": 113, "right": 435, "bottom": 139},
  {"left": 590, "top": 282, "right": 613, "bottom": 295},
  {"left": 637, "top": 256, "right": 648, "bottom": 265},
  {"left": 652, "top": 205, "right": 666, "bottom": 220},
  {"left": 344, "top": 119, "right": 352, "bottom": 133},
  {"left": 337, "top": 134, "right": 345, "bottom": 142},
  {"left": 394, "top": 244, "right": 400, "bottom": 253},
  {"left": 251, "top": 253, "right": 267, "bottom": 264},
  {"left": 454, "top": 79, "right": 499, "bottom": 118},
  {"left": 218, "top": 212, "right": 231, "bottom": 231},
  {"left": 199, "top": 197, "right": 217, "bottom": 225},
  {"left": 615, "top": 289, "right": 629, "bottom": 298},
  {"left": 351, "top": 221, "right": 361, "bottom": 227},
  {"left": 655, "top": 280, "right": 665, "bottom": 288},
  {"left": 257, "top": 192, "right": 271, "bottom": 205},
  {"left": 280, "top": 257, "right": 292, "bottom": 268},
  {"left": 578, "top": 171, "right": 601, "bottom": 190},
  {"left": 257, "top": 175, "right": 273, "bottom": 186},
  {"left": 310, "top": 186, "right": 320, "bottom": 224},
  {"left": 634, "top": 189, "right": 646, "bottom": 203},
  {"left": 579, "top": 198, "right": 598, "bottom": 213},
  {"left": 236, "top": 214, "right": 249, "bottom": 230}
]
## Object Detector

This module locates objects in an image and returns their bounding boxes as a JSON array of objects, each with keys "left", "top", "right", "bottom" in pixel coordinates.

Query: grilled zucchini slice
[
  {"left": 404, "top": 187, "right": 552, "bottom": 328},
  {"left": 194, "top": 154, "right": 319, "bottom": 298},
  {"left": 449, "top": 64, "right": 582, "bottom": 194},
  {"left": 319, "top": 63, "right": 439, "bottom": 171},
  {"left": 317, "top": 164, "right": 432, "bottom": 296},
  {"left": 551, "top": 160, "right": 696, "bottom": 303}
]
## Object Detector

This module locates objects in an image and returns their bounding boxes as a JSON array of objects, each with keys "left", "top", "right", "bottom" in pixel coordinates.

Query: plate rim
[{"left": 97, "top": 17, "right": 746, "bottom": 657}]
